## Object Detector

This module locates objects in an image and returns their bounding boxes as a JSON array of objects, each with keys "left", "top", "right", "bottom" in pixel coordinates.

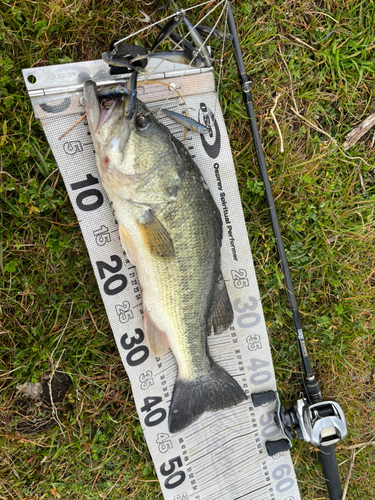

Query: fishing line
[
  {"left": 137, "top": 0, "right": 227, "bottom": 119},
  {"left": 136, "top": 0, "right": 225, "bottom": 88},
  {"left": 113, "top": 0, "right": 217, "bottom": 46},
  {"left": 139, "top": 80, "right": 188, "bottom": 106},
  {"left": 149, "top": 2, "right": 227, "bottom": 111},
  {"left": 212, "top": 0, "right": 229, "bottom": 121}
]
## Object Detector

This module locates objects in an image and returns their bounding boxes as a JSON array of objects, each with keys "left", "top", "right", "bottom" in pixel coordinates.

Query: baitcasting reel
[{"left": 251, "top": 390, "right": 348, "bottom": 456}]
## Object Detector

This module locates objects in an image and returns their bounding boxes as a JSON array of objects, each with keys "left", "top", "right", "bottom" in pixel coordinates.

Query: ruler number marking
[
  {"left": 160, "top": 456, "right": 186, "bottom": 489},
  {"left": 272, "top": 464, "right": 294, "bottom": 493},
  {"left": 231, "top": 269, "right": 249, "bottom": 289},
  {"left": 141, "top": 396, "right": 167, "bottom": 427},
  {"left": 248, "top": 357, "right": 271, "bottom": 385},
  {"left": 96, "top": 255, "right": 127, "bottom": 296},
  {"left": 156, "top": 432, "right": 173, "bottom": 453},
  {"left": 70, "top": 173, "right": 103, "bottom": 212},
  {"left": 120, "top": 328, "right": 149, "bottom": 367},
  {"left": 246, "top": 334, "right": 262, "bottom": 351},
  {"left": 97, "top": 254, "right": 122, "bottom": 278},
  {"left": 139, "top": 370, "right": 154, "bottom": 390},
  {"left": 63, "top": 140, "right": 83, "bottom": 155},
  {"left": 260, "top": 410, "right": 280, "bottom": 439},
  {"left": 116, "top": 301, "right": 134, "bottom": 324},
  {"left": 233, "top": 297, "right": 261, "bottom": 329},
  {"left": 71, "top": 173, "right": 99, "bottom": 190}
]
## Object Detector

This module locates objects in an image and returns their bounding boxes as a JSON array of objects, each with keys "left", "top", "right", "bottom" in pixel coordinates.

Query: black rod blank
[
  {"left": 225, "top": 2, "right": 342, "bottom": 498},
  {"left": 226, "top": 0, "right": 317, "bottom": 389}
]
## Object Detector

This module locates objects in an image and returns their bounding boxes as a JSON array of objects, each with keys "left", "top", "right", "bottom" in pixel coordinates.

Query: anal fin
[
  {"left": 144, "top": 307, "right": 170, "bottom": 357},
  {"left": 137, "top": 211, "right": 175, "bottom": 258}
]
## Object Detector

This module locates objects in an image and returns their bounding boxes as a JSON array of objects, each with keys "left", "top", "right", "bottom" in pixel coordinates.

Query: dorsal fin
[{"left": 210, "top": 275, "right": 234, "bottom": 334}]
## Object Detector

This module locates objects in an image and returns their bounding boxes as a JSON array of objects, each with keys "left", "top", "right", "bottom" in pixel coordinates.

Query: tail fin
[{"left": 168, "top": 361, "right": 247, "bottom": 433}]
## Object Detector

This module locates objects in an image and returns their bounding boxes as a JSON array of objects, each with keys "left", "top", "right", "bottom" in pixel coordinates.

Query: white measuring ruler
[{"left": 23, "top": 59, "right": 301, "bottom": 500}]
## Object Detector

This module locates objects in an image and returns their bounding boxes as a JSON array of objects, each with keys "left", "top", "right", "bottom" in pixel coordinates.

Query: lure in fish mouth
[{"left": 83, "top": 78, "right": 247, "bottom": 433}]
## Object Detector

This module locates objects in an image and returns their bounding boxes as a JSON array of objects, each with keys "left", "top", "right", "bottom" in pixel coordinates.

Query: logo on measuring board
[
  {"left": 39, "top": 97, "right": 71, "bottom": 114},
  {"left": 198, "top": 102, "right": 221, "bottom": 159},
  {"left": 63, "top": 140, "right": 83, "bottom": 155}
]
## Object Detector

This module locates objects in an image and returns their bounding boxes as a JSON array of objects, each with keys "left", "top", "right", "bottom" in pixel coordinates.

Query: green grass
[{"left": 1, "top": 0, "right": 374, "bottom": 499}]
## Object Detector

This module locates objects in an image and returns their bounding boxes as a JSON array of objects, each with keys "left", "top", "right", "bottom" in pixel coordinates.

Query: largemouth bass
[{"left": 83, "top": 78, "right": 247, "bottom": 433}]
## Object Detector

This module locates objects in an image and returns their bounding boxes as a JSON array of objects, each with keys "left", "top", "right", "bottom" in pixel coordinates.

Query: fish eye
[{"left": 135, "top": 114, "right": 150, "bottom": 130}]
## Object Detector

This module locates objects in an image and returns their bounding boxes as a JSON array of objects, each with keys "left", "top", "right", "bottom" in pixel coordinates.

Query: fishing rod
[{"left": 226, "top": 2, "right": 347, "bottom": 499}]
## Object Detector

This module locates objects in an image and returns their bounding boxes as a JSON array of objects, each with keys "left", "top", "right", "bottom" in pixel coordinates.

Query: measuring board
[{"left": 23, "top": 59, "right": 301, "bottom": 500}]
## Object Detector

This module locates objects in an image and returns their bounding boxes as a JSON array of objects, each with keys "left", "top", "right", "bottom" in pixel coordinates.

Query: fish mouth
[
  {"left": 96, "top": 98, "right": 122, "bottom": 130},
  {"left": 100, "top": 71, "right": 138, "bottom": 130},
  {"left": 83, "top": 72, "right": 138, "bottom": 133},
  {"left": 99, "top": 71, "right": 138, "bottom": 122}
]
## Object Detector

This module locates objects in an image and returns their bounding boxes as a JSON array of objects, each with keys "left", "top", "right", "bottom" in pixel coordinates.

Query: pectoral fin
[
  {"left": 144, "top": 307, "right": 170, "bottom": 357},
  {"left": 137, "top": 211, "right": 175, "bottom": 258}
]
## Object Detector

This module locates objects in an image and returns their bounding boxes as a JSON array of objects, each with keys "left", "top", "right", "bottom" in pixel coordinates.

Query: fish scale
[{"left": 154, "top": 164, "right": 220, "bottom": 379}]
